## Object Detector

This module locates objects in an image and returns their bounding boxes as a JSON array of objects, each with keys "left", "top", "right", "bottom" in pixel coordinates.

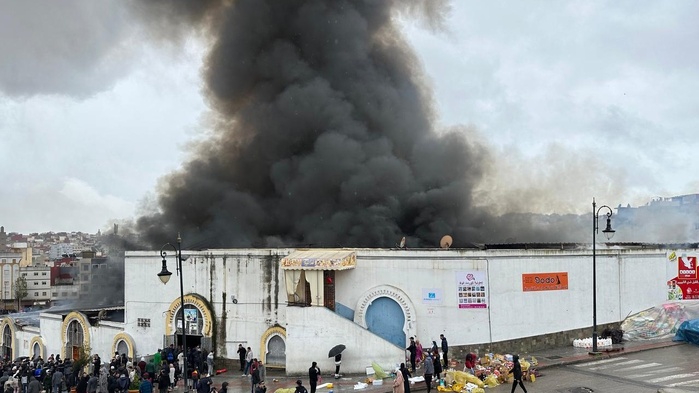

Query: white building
[
  {"left": 48, "top": 244, "right": 74, "bottom": 260},
  {"left": 20, "top": 265, "right": 51, "bottom": 307},
  {"left": 0, "top": 245, "right": 695, "bottom": 374}
]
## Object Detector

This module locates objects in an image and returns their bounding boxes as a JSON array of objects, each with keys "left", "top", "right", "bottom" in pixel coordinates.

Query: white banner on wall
[
  {"left": 422, "top": 288, "right": 443, "bottom": 304},
  {"left": 456, "top": 271, "right": 487, "bottom": 309}
]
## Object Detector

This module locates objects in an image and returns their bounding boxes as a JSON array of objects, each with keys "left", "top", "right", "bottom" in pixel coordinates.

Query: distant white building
[
  {"left": 48, "top": 244, "right": 74, "bottom": 260},
  {"left": 20, "top": 265, "right": 51, "bottom": 307},
  {"left": 0, "top": 251, "right": 21, "bottom": 310}
]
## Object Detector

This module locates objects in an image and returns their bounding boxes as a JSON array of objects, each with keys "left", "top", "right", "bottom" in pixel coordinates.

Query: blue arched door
[{"left": 365, "top": 297, "right": 405, "bottom": 347}]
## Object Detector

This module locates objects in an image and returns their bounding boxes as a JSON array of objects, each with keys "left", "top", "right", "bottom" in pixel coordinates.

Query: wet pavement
[{"left": 198, "top": 337, "right": 686, "bottom": 393}]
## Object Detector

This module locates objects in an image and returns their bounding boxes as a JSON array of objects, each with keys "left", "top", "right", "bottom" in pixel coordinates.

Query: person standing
[
  {"left": 250, "top": 361, "right": 260, "bottom": 393},
  {"left": 432, "top": 349, "right": 442, "bottom": 381},
  {"left": 307, "top": 362, "right": 320, "bottom": 393},
  {"left": 392, "top": 367, "right": 404, "bottom": 393},
  {"left": 333, "top": 354, "right": 341, "bottom": 379},
  {"left": 406, "top": 337, "right": 417, "bottom": 373},
  {"left": 439, "top": 335, "right": 448, "bottom": 368},
  {"left": 415, "top": 339, "right": 424, "bottom": 369},
  {"left": 508, "top": 355, "right": 527, "bottom": 393},
  {"left": 51, "top": 367, "right": 64, "bottom": 393},
  {"left": 236, "top": 345, "right": 246, "bottom": 373},
  {"left": 399, "top": 363, "right": 411, "bottom": 393},
  {"left": 157, "top": 371, "right": 169, "bottom": 393},
  {"left": 206, "top": 352, "right": 214, "bottom": 377},
  {"left": 423, "top": 353, "right": 433, "bottom": 393},
  {"left": 243, "top": 349, "right": 253, "bottom": 377}
]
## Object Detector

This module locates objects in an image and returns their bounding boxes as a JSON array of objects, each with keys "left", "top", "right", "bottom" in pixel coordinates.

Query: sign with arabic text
[
  {"left": 456, "top": 271, "right": 487, "bottom": 309},
  {"left": 522, "top": 272, "right": 568, "bottom": 292}
]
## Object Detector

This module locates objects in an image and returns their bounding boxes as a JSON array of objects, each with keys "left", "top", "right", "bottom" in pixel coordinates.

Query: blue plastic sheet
[{"left": 673, "top": 319, "right": 699, "bottom": 345}]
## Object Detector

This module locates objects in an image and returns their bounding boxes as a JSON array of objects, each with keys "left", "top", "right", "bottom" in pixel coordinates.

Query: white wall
[
  {"left": 112, "top": 245, "right": 685, "bottom": 374},
  {"left": 124, "top": 249, "right": 289, "bottom": 360},
  {"left": 285, "top": 306, "right": 404, "bottom": 375}
]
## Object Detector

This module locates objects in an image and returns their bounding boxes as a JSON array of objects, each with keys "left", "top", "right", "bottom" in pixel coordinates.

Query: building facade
[{"left": 0, "top": 245, "right": 695, "bottom": 375}]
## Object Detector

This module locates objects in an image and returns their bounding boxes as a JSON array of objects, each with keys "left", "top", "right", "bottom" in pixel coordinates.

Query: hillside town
[{"left": 0, "top": 226, "right": 119, "bottom": 312}]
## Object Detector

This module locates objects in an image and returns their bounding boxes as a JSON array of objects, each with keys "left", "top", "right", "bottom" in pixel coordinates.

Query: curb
[{"left": 534, "top": 340, "right": 685, "bottom": 370}]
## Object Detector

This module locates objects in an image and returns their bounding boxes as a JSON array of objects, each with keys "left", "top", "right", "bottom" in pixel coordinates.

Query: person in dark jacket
[
  {"left": 508, "top": 355, "right": 527, "bottom": 393},
  {"left": 196, "top": 373, "right": 211, "bottom": 393},
  {"left": 439, "top": 335, "right": 448, "bottom": 368},
  {"left": 157, "top": 371, "right": 169, "bottom": 393},
  {"left": 27, "top": 376, "right": 41, "bottom": 393},
  {"left": 406, "top": 337, "right": 417, "bottom": 373},
  {"left": 399, "top": 363, "right": 411, "bottom": 393},
  {"left": 308, "top": 362, "right": 320, "bottom": 393},
  {"left": 236, "top": 345, "right": 246, "bottom": 372},
  {"left": 432, "top": 349, "right": 442, "bottom": 380},
  {"left": 76, "top": 374, "right": 89, "bottom": 393}
]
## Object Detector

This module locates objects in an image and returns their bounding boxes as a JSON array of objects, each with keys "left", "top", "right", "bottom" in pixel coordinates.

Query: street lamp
[
  {"left": 159, "top": 233, "right": 188, "bottom": 390},
  {"left": 592, "top": 199, "right": 615, "bottom": 354}
]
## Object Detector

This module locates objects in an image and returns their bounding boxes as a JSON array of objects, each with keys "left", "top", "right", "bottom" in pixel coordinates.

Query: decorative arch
[
  {"left": 260, "top": 325, "right": 286, "bottom": 368},
  {"left": 61, "top": 311, "right": 91, "bottom": 360},
  {"left": 29, "top": 336, "right": 46, "bottom": 360},
  {"left": 111, "top": 332, "right": 135, "bottom": 360},
  {"left": 165, "top": 294, "right": 214, "bottom": 337},
  {"left": 0, "top": 317, "right": 16, "bottom": 360},
  {"left": 354, "top": 285, "right": 417, "bottom": 338}
]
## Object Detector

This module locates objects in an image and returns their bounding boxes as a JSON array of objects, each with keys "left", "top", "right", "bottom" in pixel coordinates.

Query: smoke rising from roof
[{"left": 131, "top": 0, "right": 600, "bottom": 248}]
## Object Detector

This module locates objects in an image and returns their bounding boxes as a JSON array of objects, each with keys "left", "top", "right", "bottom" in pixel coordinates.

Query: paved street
[{"left": 488, "top": 344, "right": 698, "bottom": 393}]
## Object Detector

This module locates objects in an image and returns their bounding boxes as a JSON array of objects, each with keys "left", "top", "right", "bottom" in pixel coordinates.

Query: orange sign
[{"left": 522, "top": 272, "right": 568, "bottom": 292}]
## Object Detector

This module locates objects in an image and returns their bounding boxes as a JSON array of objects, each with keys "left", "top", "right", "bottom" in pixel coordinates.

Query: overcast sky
[{"left": 1, "top": 1, "right": 698, "bottom": 234}]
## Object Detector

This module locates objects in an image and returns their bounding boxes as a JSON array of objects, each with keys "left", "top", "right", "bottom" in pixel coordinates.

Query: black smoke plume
[{"left": 134, "top": 0, "right": 557, "bottom": 248}]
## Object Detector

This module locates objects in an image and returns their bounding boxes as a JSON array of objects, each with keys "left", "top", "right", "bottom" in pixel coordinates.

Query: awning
[{"left": 280, "top": 249, "right": 357, "bottom": 270}]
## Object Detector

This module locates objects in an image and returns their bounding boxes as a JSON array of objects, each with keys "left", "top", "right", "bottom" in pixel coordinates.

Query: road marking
[
  {"left": 587, "top": 359, "right": 642, "bottom": 370},
  {"left": 574, "top": 357, "right": 627, "bottom": 367},
  {"left": 614, "top": 362, "right": 660, "bottom": 371},
  {"left": 647, "top": 373, "right": 699, "bottom": 383},
  {"left": 630, "top": 366, "right": 684, "bottom": 378},
  {"left": 667, "top": 379, "right": 699, "bottom": 387}
]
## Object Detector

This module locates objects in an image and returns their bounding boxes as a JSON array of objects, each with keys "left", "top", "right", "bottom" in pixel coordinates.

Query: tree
[{"left": 14, "top": 276, "right": 28, "bottom": 311}]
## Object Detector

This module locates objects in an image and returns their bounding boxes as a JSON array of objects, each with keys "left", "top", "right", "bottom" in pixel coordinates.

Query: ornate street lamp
[
  {"left": 592, "top": 199, "right": 615, "bottom": 354},
  {"left": 159, "top": 233, "right": 188, "bottom": 389}
]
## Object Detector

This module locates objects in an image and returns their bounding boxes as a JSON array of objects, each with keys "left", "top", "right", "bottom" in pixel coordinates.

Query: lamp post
[
  {"left": 158, "top": 233, "right": 188, "bottom": 390},
  {"left": 592, "top": 199, "right": 615, "bottom": 354}
]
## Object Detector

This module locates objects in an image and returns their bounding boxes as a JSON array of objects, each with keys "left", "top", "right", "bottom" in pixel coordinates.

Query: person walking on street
[
  {"left": 508, "top": 355, "right": 527, "bottom": 393},
  {"left": 406, "top": 337, "right": 417, "bottom": 373},
  {"left": 139, "top": 374, "right": 152, "bottom": 393},
  {"left": 439, "top": 334, "right": 448, "bottom": 368},
  {"left": 423, "top": 353, "right": 433, "bottom": 393},
  {"left": 308, "top": 362, "right": 320, "bottom": 393}
]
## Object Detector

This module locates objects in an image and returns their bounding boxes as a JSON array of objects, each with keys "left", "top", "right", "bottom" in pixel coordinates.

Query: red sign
[
  {"left": 678, "top": 256, "right": 697, "bottom": 279},
  {"left": 522, "top": 272, "right": 569, "bottom": 292}
]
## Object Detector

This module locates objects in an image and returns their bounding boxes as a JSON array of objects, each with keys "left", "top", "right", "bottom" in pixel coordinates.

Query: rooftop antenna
[{"left": 440, "top": 235, "right": 453, "bottom": 249}]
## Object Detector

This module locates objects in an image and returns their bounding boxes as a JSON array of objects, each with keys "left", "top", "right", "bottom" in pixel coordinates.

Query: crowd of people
[{"left": 0, "top": 344, "right": 228, "bottom": 393}]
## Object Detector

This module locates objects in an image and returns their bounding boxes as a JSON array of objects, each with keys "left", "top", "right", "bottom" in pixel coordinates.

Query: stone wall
[{"left": 447, "top": 322, "right": 621, "bottom": 365}]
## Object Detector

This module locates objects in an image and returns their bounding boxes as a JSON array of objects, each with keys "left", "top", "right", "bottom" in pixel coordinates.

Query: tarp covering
[
  {"left": 674, "top": 319, "right": 699, "bottom": 345},
  {"left": 280, "top": 249, "right": 356, "bottom": 270},
  {"left": 622, "top": 300, "right": 699, "bottom": 340}
]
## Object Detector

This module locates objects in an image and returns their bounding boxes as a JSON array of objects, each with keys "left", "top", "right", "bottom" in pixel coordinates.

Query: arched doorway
[
  {"left": 365, "top": 297, "right": 406, "bottom": 347},
  {"left": 165, "top": 295, "right": 214, "bottom": 352},
  {"left": 66, "top": 319, "right": 85, "bottom": 360},
  {"left": 32, "top": 342, "right": 41, "bottom": 360},
  {"left": 260, "top": 326, "right": 286, "bottom": 369},
  {"left": 2, "top": 325, "right": 11, "bottom": 361}
]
